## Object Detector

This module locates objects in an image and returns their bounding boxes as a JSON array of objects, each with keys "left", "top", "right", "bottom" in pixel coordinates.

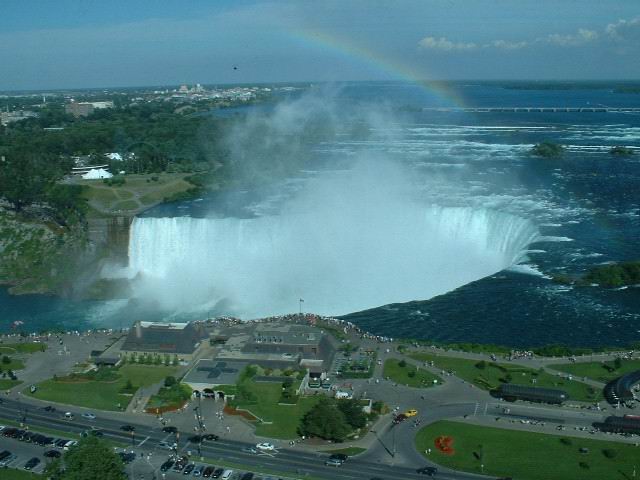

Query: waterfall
[{"left": 127, "top": 206, "right": 539, "bottom": 317}]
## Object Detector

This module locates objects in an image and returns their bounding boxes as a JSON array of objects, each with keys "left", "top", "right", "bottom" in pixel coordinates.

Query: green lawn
[
  {"left": 409, "top": 352, "right": 601, "bottom": 402},
  {"left": 27, "top": 364, "right": 178, "bottom": 411},
  {"left": 232, "top": 379, "right": 321, "bottom": 439},
  {"left": 383, "top": 359, "right": 442, "bottom": 388},
  {"left": 326, "top": 447, "right": 366, "bottom": 456},
  {"left": 1, "top": 358, "right": 25, "bottom": 370},
  {"left": 0, "top": 343, "right": 46, "bottom": 354},
  {"left": 549, "top": 358, "right": 640, "bottom": 384},
  {"left": 417, "top": 420, "right": 640, "bottom": 480},
  {"left": 0, "top": 379, "right": 22, "bottom": 390},
  {"left": 1, "top": 468, "right": 41, "bottom": 480},
  {"left": 147, "top": 383, "right": 192, "bottom": 410}
]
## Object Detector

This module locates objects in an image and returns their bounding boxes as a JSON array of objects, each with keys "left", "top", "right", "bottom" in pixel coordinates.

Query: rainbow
[{"left": 284, "top": 27, "right": 467, "bottom": 107}]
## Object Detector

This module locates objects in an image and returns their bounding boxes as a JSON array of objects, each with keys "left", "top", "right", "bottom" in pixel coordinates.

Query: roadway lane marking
[{"left": 138, "top": 436, "right": 150, "bottom": 446}]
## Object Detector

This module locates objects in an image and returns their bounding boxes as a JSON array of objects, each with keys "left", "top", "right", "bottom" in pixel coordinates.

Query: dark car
[
  {"left": 330, "top": 453, "right": 348, "bottom": 462},
  {"left": 183, "top": 464, "right": 195, "bottom": 475},
  {"left": 54, "top": 439, "right": 68, "bottom": 448},
  {"left": 42, "top": 405, "right": 56, "bottom": 412},
  {"left": 416, "top": 466, "right": 438, "bottom": 476},
  {"left": 44, "top": 450, "right": 62, "bottom": 458},
  {"left": 240, "top": 473, "right": 254, "bottom": 480},
  {"left": 211, "top": 468, "right": 224, "bottom": 478},
  {"left": 202, "top": 466, "right": 214, "bottom": 478},
  {"left": 162, "top": 426, "right": 178, "bottom": 434},
  {"left": 120, "top": 425, "right": 135, "bottom": 432},
  {"left": 24, "top": 457, "right": 40, "bottom": 470},
  {"left": 393, "top": 413, "right": 408, "bottom": 424},
  {"left": 160, "top": 460, "right": 174, "bottom": 472},
  {"left": 117, "top": 452, "right": 136, "bottom": 464},
  {"left": 204, "top": 433, "right": 219, "bottom": 441}
]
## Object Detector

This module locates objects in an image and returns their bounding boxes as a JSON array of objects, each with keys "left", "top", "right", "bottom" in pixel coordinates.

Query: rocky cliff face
[{"left": 0, "top": 208, "right": 132, "bottom": 297}]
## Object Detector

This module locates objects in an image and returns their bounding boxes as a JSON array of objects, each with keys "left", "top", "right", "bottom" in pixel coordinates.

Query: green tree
[
  {"left": 164, "top": 376, "right": 176, "bottom": 387},
  {"left": 299, "top": 398, "right": 351, "bottom": 441},
  {"left": 0, "top": 152, "right": 57, "bottom": 212},
  {"left": 398, "top": 359, "right": 407, "bottom": 368},
  {"left": 56, "top": 436, "right": 126, "bottom": 480},
  {"left": 1, "top": 355, "right": 10, "bottom": 365},
  {"left": 337, "top": 398, "right": 368, "bottom": 430},
  {"left": 613, "top": 357, "right": 622, "bottom": 370}
]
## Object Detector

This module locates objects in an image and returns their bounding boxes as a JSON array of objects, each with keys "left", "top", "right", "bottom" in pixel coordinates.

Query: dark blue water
[{"left": 2, "top": 82, "right": 640, "bottom": 347}]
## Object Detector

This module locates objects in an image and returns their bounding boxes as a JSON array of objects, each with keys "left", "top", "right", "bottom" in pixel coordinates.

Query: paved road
[{"left": 0, "top": 398, "right": 493, "bottom": 480}]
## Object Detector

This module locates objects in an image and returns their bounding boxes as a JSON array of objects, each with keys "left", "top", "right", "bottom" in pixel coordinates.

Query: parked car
[
  {"left": 192, "top": 465, "right": 204, "bottom": 477},
  {"left": 24, "top": 457, "right": 41, "bottom": 470},
  {"left": 160, "top": 460, "right": 174, "bottom": 472},
  {"left": 202, "top": 466, "right": 214, "bottom": 478},
  {"left": 240, "top": 473, "right": 254, "bottom": 480},
  {"left": 44, "top": 450, "right": 61, "bottom": 458},
  {"left": 325, "top": 457, "right": 344, "bottom": 467},
  {"left": 211, "top": 468, "right": 224, "bottom": 478},
  {"left": 120, "top": 425, "right": 135, "bottom": 432},
  {"left": 162, "top": 426, "right": 177, "bottom": 434},
  {"left": 183, "top": 463, "right": 195, "bottom": 475}
]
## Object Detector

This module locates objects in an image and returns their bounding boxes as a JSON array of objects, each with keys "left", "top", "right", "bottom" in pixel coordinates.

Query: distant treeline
[{"left": 500, "top": 81, "right": 640, "bottom": 92}]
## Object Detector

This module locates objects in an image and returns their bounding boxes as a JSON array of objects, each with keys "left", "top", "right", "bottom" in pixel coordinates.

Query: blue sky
[{"left": 1, "top": 0, "right": 639, "bottom": 90}]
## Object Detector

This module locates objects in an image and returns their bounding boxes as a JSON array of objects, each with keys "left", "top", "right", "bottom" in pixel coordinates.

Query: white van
[
  {"left": 63, "top": 440, "right": 78, "bottom": 450},
  {"left": 221, "top": 469, "right": 234, "bottom": 479}
]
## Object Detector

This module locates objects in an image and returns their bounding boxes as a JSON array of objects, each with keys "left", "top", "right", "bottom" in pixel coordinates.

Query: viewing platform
[{"left": 421, "top": 106, "right": 640, "bottom": 113}]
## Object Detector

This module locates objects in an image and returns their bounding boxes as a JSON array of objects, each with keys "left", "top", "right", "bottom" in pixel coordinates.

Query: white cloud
[
  {"left": 418, "top": 36, "right": 477, "bottom": 51},
  {"left": 605, "top": 17, "right": 640, "bottom": 41},
  {"left": 544, "top": 28, "right": 599, "bottom": 46},
  {"left": 484, "top": 39, "right": 529, "bottom": 50}
]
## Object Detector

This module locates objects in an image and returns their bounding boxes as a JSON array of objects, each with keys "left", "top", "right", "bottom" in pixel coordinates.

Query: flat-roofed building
[{"left": 121, "top": 321, "right": 207, "bottom": 361}]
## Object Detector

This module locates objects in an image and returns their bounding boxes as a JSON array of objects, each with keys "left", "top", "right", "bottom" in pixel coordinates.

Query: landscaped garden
[
  {"left": 409, "top": 352, "right": 601, "bottom": 401},
  {"left": 27, "top": 364, "right": 178, "bottom": 411},
  {"left": 383, "top": 358, "right": 442, "bottom": 388},
  {"left": 549, "top": 357, "right": 640, "bottom": 384},
  {"left": 417, "top": 420, "right": 640, "bottom": 480},
  {"left": 227, "top": 365, "right": 320, "bottom": 439},
  {"left": 146, "top": 376, "right": 192, "bottom": 413}
]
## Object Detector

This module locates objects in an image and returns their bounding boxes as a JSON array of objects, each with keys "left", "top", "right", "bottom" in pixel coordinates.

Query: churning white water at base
[{"left": 127, "top": 204, "right": 539, "bottom": 317}]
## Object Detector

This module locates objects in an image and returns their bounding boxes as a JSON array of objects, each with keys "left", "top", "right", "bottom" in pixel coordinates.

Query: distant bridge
[{"left": 421, "top": 107, "right": 640, "bottom": 113}]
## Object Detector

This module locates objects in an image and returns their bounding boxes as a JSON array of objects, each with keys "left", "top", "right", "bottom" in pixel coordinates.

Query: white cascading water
[{"left": 127, "top": 204, "right": 539, "bottom": 318}]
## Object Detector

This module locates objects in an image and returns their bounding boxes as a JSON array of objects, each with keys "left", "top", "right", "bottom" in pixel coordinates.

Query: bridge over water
[{"left": 421, "top": 106, "right": 640, "bottom": 113}]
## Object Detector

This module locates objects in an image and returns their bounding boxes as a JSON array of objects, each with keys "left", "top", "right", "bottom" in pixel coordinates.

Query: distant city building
[
  {"left": 65, "top": 100, "right": 114, "bottom": 118},
  {"left": 0, "top": 110, "right": 38, "bottom": 126}
]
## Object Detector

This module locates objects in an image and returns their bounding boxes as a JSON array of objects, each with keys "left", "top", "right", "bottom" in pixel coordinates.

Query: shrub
[
  {"left": 398, "top": 359, "right": 407, "bottom": 368},
  {"left": 602, "top": 449, "right": 617, "bottom": 459},
  {"left": 579, "top": 462, "right": 589, "bottom": 469},
  {"left": 408, "top": 370, "right": 416, "bottom": 378},
  {"left": 475, "top": 361, "right": 487, "bottom": 370},
  {"left": 164, "top": 376, "right": 177, "bottom": 387},
  {"left": 2, "top": 355, "right": 11, "bottom": 365},
  {"left": 560, "top": 438, "right": 572, "bottom": 446}
]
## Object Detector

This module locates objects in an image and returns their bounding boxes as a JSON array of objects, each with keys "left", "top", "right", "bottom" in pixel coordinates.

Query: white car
[
  {"left": 256, "top": 442, "right": 275, "bottom": 451},
  {"left": 82, "top": 413, "right": 96, "bottom": 420}
]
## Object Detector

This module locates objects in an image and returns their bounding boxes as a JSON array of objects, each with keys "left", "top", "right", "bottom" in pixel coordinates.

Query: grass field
[
  {"left": 0, "top": 358, "right": 25, "bottom": 370},
  {"left": 409, "top": 352, "right": 601, "bottom": 402},
  {"left": 383, "top": 359, "right": 442, "bottom": 388},
  {"left": 0, "top": 343, "right": 47, "bottom": 354},
  {"left": 27, "top": 364, "right": 178, "bottom": 411},
  {"left": 549, "top": 358, "right": 640, "bottom": 383},
  {"left": 232, "top": 379, "right": 321, "bottom": 439},
  {"left": 1, "top": 468, "right": 41, "bottom": 480},
  {"left": 417, "top": 420, "right": 640, "bottom": 480},
  {"left": 77, "top": 173, "right": 195, "bottom": 215},
  {"left": 0, "top": 379, "right": 22, "bottom": 390}
]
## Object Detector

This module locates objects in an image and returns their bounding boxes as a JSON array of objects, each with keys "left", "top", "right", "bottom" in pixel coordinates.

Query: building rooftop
[
  {"left": 182, "top": 359, "right": 249, "bottom": 387},
  {"left": 121, "top": 321, "right": 206, "bottom": 355}
]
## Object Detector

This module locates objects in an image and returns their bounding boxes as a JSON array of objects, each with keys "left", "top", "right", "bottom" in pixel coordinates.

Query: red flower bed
[{"left": 435, "top": 435, "right": 455, "bottom": 455}]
